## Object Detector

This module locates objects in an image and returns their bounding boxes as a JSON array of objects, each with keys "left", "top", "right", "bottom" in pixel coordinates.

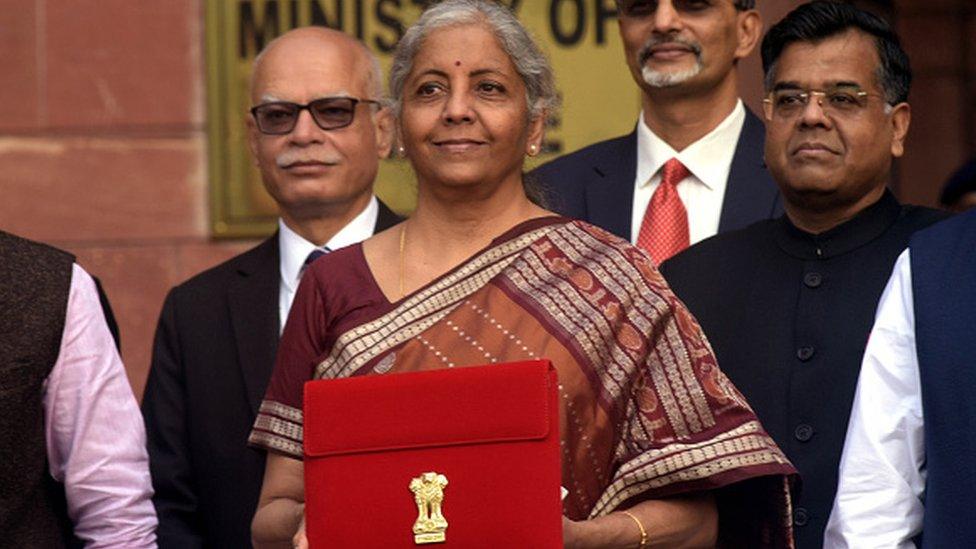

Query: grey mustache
[
  {"left": 276, "top": 148, "right": 342, "bottom": 168},
  {"left": 638, "top": 35, "right": 703, "bottom": 65}
]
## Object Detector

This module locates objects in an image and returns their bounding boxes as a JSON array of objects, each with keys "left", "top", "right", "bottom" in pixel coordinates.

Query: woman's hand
[
  {"left": 291, "top": 511, "right": 308, "bottom": 549},
  {"left": 252, "top": 454, "right": 306, "bottom": 549},
  {"left": 562, "top": 516, "right": 588, "bottom": 549}
]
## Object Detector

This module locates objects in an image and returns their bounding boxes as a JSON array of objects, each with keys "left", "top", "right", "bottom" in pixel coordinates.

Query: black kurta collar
[{"left": 775, "top": 189, "right": 901, "bottom": 260}]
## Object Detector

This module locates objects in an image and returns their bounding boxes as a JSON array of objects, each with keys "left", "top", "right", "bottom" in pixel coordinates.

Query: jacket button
[
  {"left": 803, "top": 272, "right": 823, "bottom": 288},
  {"left": 796, "top": 346, "right": 815, "bottom": 361},
  {"left": 794, "top": 507, "right": 809, "bottom": 527},
  {"left": 794, "top": 424, "right": 814, "bottom": 442}
]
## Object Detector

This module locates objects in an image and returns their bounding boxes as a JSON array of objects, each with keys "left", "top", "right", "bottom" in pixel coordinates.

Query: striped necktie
[{"left": 301, "top": 247, "right": 331, "bottom": 275}]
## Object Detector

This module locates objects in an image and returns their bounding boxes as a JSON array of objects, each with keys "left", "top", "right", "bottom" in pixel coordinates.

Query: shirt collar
[
  {"left": 636, "top": 100, "right": 746, "bottom": 190},
  {"left": 775, "top": 189, "right": 902, "bottom": 260},
  {"left": 278, "top": 195, "right": 379, "bottom": 292}
]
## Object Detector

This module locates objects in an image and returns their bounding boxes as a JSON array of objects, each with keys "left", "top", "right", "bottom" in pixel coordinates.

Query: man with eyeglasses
[
  {"left": 141, "top": 27, "right": 400, "bottom": 548},
  {"left": 659, "top": 3, "right": 947, "bottom": 547},
  {"left": 531, "top": 0, "right": 780, "bottom": 266}
]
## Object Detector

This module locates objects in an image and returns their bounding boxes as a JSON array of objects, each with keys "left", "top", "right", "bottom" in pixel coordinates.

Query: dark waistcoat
[
  {"left": 0, "top": 230, "right": 75, "bottom": 548},
  {"left": 910, "top": 211, "right": 976, "bottom": 548}
]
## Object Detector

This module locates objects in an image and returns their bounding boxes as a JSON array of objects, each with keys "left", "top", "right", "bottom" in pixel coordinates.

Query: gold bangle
[{"left": 621, "top": 510, "right": 648, "bottom": 548}]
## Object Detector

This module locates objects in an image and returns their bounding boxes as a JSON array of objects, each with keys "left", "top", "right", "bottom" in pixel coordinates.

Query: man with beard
[
  {"left": 141, "top": 27, "right": 401, "bottom": 547},
  {"left": 659, "top": 3, "right": 948, "bottom": 546},
  {"left": 532, "top": 0, "right": 779, "bottom": 265}
]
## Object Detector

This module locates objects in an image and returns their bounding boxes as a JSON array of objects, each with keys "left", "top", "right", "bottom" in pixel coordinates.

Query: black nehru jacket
[{"left": 660, "top": 190, "right": 947, "bottom": 549}]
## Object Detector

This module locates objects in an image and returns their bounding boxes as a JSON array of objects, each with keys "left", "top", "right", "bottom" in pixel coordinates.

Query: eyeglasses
[
  {"left": 250, "top": 97, "right": 382, "bottom": 135},
  {"left": 617, "top": 0, "right": 746, "bottom": 17},
  {"left": 762, "top": 85, "right": 888, "bottom": 121}
]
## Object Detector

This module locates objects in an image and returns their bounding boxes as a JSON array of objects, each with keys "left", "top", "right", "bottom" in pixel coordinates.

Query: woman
[{"left": 250, "top": 1, "right": 795, "bottom": 547}]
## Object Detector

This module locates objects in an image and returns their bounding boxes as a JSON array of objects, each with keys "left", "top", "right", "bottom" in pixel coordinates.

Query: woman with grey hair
[{"left": 250, "top": 1, "right": 795, "bottom": 547}]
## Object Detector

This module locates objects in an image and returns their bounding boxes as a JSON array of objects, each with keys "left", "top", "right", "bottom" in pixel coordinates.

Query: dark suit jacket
[
  {"left": 142, "top": 201, "right": 401, "bottom": 548},
  {"left": 529, "top": 109, "right": 781, "bottom": 240}
]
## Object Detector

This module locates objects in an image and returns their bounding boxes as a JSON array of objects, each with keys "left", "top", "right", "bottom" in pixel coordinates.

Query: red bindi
[{"left": 455, "top": 61, "right": 461, "bottom": 66}]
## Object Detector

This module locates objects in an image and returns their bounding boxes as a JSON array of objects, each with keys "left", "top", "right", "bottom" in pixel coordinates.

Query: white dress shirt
[
  {"left": 631, "top": 100, "right": 746, "bottom": 246},
  {"left": 824, "top": 250, "right": 925, "bottom": 548},
  {"left": 278, "top": 195, "right": 379, "bottom": 330},
  {"left": 45, "top": 264, "right": 157, "bottom": 547}
]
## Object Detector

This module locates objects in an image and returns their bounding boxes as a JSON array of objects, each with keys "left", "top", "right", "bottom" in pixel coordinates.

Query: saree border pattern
[
  {"left": 251, "top": 219, "right": 794, "bottom": 535},
  {"left": 313, "top": 224, "right": 563, "bottom": 380}
]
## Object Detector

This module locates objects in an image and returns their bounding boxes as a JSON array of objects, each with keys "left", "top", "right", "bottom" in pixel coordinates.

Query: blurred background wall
[{"left": 1, "top": 0, "right": 972, "bottom": 399}]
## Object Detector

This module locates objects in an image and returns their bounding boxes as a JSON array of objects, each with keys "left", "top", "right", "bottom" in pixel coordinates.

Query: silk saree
[{"left": 250, "top": 217, "right": 796, "bottom": 546}]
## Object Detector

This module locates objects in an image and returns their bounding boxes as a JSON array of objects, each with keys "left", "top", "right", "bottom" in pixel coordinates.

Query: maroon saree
[{"left": 250, "top": 217, "right": 796, "bottom": 546}]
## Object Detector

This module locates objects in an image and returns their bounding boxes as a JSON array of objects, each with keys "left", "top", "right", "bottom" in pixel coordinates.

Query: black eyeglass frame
[
  {"left": 616, "top": 0, "right": 752, "bottom": 17},
  {"left": 250, "top": 96, "right": 383, "bottom": 135}
]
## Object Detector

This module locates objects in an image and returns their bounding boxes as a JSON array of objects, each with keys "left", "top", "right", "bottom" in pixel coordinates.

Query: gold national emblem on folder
[{"left": 409, "top": 472, "right": 449, "bottom": 544}]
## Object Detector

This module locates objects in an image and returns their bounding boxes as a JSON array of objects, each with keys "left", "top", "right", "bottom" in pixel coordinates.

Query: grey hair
[{"left": 388, "top": 0, "right": 558, "bottom": 120}]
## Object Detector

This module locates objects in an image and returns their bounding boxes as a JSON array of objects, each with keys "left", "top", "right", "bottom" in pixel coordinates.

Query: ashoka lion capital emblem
[{"left": 409, "top": 472, "right": 449, "bottom": 544}]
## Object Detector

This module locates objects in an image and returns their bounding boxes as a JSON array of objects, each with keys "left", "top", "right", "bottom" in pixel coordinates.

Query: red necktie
[{"left": 636, "top": 158, "right": 691, "bottom": 264}]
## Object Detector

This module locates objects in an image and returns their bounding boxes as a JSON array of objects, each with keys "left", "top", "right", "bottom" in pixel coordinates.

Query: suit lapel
[
  {"left": 586, "top": 130, "right": 638, "bottom": 241},
  {"left": 228, "top": 236, "right": 281, "bottom": 416},
  {"left": 718, "top": 109, "right": 782, "bottom": 232},
  {"left": 229, "top": 205, "right": 398, "bottom": 416},
  {"left": 374, "top": 199, "right": 404, "bottom": 232}
]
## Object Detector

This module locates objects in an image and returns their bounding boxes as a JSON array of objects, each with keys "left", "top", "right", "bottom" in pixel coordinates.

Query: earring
[
  {"left": 528, "top": 144, "right": 538, "bottom": 156},
  {"left": 397, "top": 145, "right": 405, "bottom": 157}
]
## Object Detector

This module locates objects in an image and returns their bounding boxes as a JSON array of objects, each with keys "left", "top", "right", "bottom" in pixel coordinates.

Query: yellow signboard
[{"left": 207, "top": 0, "right": 639, "bottom": 238}]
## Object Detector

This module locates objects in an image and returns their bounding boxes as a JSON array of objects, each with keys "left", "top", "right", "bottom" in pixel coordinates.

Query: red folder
[{"left": 303, "top": 359, "right": 563, "bottom": 548}]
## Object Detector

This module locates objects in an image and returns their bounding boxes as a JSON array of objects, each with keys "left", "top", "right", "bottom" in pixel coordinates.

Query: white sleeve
[
  {"left": 823, "top": 250, "right": 925, "bottom": 548},
  {"left": 44, "top": 264, "right": 158, "bottom": 548}
]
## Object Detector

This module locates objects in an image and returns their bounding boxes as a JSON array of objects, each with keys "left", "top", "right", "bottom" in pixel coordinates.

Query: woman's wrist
[
  {"left": 620, "top": 510, "right": 649, "bottom": 548},
  {"left": 563, "top": 510, "right": 650, "bottom": 549}
]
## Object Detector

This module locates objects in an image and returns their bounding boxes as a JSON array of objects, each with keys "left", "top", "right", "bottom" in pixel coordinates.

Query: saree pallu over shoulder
[
  {"left": 251, "top": 219, "right": 796, "bottom": 547},
  {"left": 315, "top": 222, "right": 556, "bottom": 381}
]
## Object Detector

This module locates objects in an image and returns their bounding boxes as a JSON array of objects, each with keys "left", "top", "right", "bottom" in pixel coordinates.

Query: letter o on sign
[{"left": 549, "top": 0, "right": 586, "bottom": 46}]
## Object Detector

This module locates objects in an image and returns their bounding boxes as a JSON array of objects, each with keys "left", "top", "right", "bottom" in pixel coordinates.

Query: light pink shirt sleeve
[{"left": 43, "top": 264, "right": 157, "bottom": 548}]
